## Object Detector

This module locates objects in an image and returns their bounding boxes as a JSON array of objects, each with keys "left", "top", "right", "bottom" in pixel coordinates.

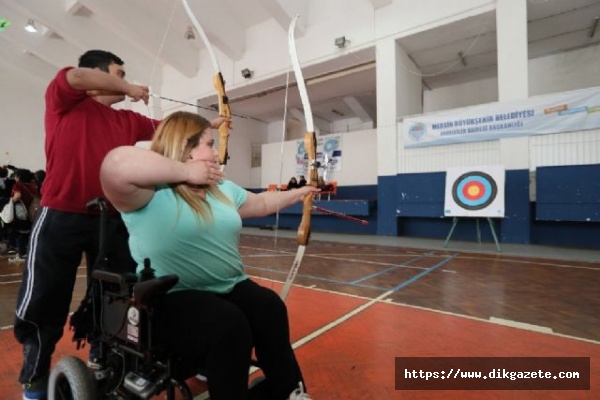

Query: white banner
[
  {"left": 295, "top": 134, "right": 343, "bottom": 180},
  {"left": 404, "top": 86, "right": 600, "bottom": 148},
  {"left": 444, "top": 165, "right": 505, "bottom": 218}
]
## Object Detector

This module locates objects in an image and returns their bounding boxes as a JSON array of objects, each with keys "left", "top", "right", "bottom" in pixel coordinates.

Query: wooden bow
[
  {"left": 280, "top": 15, "right": 318, "bottom": 301},
  {"left": 180, "top": 0, "right": 231, "bottom": 169}
]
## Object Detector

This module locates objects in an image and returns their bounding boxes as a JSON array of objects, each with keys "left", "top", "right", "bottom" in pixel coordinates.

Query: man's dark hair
[{"left": 78, "top": 50, "right": 124, "bottom": 72}]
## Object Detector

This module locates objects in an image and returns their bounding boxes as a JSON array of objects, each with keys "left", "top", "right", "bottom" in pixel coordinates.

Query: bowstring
[
  {"left": 268, "top": 65, "right": 292, "bottom": 289},
  {"left": 146, "top": 1, "right": 178, "bottom": 127}
]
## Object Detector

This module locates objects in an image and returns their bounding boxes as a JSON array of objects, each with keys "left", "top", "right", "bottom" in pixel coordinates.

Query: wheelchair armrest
[
  {"left": 133, "top": 275, "right": 179, "bottom": 309},
  {"left": 92, "top": 270, "right": 139, "bottom": 285}
]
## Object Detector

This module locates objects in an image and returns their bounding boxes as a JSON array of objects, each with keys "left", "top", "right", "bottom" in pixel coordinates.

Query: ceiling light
[{"left": 24, "top": 19, "right": 37, "bottom": 33}]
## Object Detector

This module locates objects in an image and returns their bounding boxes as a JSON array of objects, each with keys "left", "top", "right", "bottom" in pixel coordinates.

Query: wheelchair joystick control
[
  {"left": 139, "top": 258, "right": 155, "bottom": 281},
  {"left": 124, "top": 371, "right": 158, "bottom": 398}
]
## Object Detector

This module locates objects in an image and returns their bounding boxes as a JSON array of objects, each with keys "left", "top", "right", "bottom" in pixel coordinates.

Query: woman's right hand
[{"left": 185, "top": 159, "right": 224, "bottom": 186}]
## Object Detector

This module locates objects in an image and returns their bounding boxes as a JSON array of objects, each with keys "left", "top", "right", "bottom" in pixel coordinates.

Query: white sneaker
[{"left": 289, "top": 381, "right": 312, "bottom": 399}]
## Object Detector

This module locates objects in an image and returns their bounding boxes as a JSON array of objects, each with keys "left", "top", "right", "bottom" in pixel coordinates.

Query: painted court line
[
  {"left": 489, "top": 316, "right": 553, "bottom": 334},
  {"left": 290, "top": 255, "right": 456, "bottom": 350}
]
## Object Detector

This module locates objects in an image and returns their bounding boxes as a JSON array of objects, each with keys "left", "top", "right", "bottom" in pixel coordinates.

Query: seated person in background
[
  {"left": 10, "top": 169, "right": 40, "bottom": 259},
  {"left": 0, "top": 166, "right": 15, "bottom": 252},
  {"left": 287, "top": 176, "right": 299, "bottom": 190},
  {"left": 34, "top": 170, "right": 46, "bottom": 193},
  {"left": 298, "top": 175, "right": 306, "bottom": 187},
  {"left": 100, "top": 111, "right": 317, "bottom": 400}
]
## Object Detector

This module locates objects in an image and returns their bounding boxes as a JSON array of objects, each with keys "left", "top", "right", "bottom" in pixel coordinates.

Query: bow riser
[
  {"left": 213, "top": 73, "right": 231, "bottom": 166},
  {"left": 297, "top": 131, "right": 317, "bottom": 245}
]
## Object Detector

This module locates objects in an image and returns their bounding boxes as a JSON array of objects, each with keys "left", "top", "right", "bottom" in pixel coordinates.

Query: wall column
[
  {"left": 376, "top": 38, "right": 422, "bottom": 235},
  {"left": 496, "top": 0, "right": 531, "bottom": 243}
]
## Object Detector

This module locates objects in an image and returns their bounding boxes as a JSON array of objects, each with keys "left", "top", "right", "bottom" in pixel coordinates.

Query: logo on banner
[{"left": 408, "top": 122, "right": 426, "bottom": 142}]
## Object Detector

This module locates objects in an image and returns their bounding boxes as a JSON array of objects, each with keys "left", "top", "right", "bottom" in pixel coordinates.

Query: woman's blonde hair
[{"left": 150, "top": 111, "right": 231, "bottom": 220}]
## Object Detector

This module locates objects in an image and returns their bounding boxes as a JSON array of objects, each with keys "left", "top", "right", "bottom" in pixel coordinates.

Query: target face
[
  {"left": 452, "top": 172, "right": 497, "bottom": 210},
  {"left": 444, "top": 166, "right": 505, "bottom": 217}
]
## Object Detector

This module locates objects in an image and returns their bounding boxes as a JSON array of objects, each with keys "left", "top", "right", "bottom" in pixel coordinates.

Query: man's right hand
[{"left": 126, "top": 84, "right": 150, "bottom": 104}]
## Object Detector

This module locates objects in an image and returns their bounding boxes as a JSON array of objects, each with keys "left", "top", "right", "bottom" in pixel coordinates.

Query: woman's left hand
[{"left": 296, "top": 185, "right": 320, "bottom": 201}]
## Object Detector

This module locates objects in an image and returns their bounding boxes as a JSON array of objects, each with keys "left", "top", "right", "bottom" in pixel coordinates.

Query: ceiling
[{"left": 1, "top": 0, "right": 600, "bottom": 128}]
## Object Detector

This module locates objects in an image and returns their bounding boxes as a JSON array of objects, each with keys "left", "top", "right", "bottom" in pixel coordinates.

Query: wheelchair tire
[{"left": 49, "top": 356, "right": 98, "bottom": 400}]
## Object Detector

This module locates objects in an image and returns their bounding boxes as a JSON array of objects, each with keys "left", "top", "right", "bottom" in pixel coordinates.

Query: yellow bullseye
[{"left": 467, "top": 185, "right": 481, "bottom": 197}]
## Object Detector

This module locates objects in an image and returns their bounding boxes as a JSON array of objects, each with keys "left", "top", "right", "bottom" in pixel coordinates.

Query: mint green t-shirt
[{"left": 121, "top": 180, "right": 249, "bottom": 294}]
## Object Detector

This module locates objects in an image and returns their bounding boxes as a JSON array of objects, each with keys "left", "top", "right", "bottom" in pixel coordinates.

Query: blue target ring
[{"left": 452, "top": 171, "right": 497, "bottom": 210}]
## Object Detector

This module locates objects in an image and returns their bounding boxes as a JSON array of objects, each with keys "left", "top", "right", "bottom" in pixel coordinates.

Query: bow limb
[
  {"left": 280, "top": 15, "right": 318, "bottom": 301},
  {"left": 180, "top": 0, "right": 231, "bottom": 168}
]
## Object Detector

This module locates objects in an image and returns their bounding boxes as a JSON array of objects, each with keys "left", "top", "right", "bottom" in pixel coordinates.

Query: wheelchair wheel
[{"left": 49, "top": 356, "right": 98, "bottom": 400}]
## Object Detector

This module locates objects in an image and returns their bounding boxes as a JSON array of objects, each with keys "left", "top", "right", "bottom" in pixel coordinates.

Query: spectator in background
[
  {"left": 0, "top": 166, "right": 15, "bottom": 251},
  {"left": 0, "top": 166, "right": 14, "bottom": 209},
  {"left": 34, "top": 170, "right": 46, "bottom": 193},
  {"left": 298, "top": 175, "right": 307, "bottom": 187},
  {"left": 287, "top": 176, "right": 299, "bottom": 190},
  {"left": 10, "top": 169, "right": 40, "bottom": 260}
]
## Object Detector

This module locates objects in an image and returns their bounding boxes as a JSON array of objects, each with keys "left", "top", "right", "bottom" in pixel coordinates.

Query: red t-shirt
[{"left": 43, "top": 67, "right": 159, "bottom": 213}]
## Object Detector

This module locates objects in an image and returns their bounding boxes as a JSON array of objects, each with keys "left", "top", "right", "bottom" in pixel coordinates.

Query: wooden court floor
[{"left": 0, "top": 231, "right": 599, "bottom": 399}]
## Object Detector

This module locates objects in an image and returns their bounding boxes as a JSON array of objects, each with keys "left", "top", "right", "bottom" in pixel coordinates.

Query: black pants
[
  {"left": 14, "top": 207, "right": 136, "bottom": 384},
  {"left": 155, "top": 279, "right": 305, "bottom": 400}
]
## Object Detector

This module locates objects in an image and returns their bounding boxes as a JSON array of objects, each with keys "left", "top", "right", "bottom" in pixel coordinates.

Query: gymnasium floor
[{"left": 1, "top": 227, "right": 598, "bottom": 399}]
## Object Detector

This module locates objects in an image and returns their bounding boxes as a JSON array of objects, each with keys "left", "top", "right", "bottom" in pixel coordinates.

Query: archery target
[{"left": 444, "top": 166, "right": 505, "bottom": 217}]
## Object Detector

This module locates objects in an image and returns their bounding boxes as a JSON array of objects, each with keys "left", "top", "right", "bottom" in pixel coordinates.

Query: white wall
[
  {"left": 424, "top": 77, "right": 498, "bottom": 113},
  {"left": 0, "top": 70, "right": 46, "bottom": 171}
]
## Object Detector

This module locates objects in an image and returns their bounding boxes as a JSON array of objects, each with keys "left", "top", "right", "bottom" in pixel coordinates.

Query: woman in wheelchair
[{"left": 99, "top": 111, "right": 318, "bottom": 400}]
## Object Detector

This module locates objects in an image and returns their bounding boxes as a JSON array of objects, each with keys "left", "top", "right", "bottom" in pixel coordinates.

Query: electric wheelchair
[{"left": 48, "top": 198, "right": 200, "bottom": 400}]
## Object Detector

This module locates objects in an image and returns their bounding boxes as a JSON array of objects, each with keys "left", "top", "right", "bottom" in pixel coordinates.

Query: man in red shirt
[{"left": 14, "top": 50, "right": 159, "bottom": 400}]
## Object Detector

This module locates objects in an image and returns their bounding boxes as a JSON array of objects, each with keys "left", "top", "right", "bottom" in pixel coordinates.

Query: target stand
[{"left": 442, "top": 217, "right": 501, "bottom": 252}]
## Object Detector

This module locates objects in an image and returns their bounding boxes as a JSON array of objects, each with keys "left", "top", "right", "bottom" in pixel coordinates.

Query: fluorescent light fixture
[{"left": 24, "top": 19, "right": 37, "bottom": 33}]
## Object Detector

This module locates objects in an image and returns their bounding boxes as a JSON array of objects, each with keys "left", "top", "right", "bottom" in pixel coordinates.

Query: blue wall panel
[
  {"left": 396, "top": 172, "right": 445, "bottom": 217},
  {"left": 377, "top": 176, "right": 398, "bottom": 236},
  {"left": 394, "top": 170, "right": 530, "bottom": 244},
  {"left": 536, "top": 164, "right": 600, "bottom": 222},
  {"left": 500, "top": 169, "right": 530, "bottom": 244}
]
